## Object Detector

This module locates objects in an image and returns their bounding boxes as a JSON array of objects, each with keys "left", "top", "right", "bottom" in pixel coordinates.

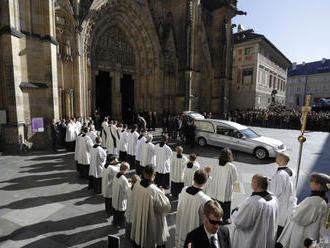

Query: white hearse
[{"left": 194, "top": 119, "right": 286, "bottom": 159}]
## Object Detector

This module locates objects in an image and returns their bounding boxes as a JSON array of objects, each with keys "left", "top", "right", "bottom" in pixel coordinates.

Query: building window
[
  {"left": 269, "top": 75, "right": 273, "bottom": 88},
  {"left": 296, "top": 96, "right": 300, "bottom": 106},
  {"left": 257, "top": 96, "right": 261, "bottom": 104},
  {"left": 258, "top": 69, "right": 263, "bottom": 85},
  {"left": 242, "top": 68, "right": 253, "bottom": 85},
  {"left": 245, "top": 47, "right": 254, "bottom": 55}
]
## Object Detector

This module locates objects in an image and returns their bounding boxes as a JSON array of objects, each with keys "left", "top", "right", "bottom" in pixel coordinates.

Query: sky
[{"left": 233, "top": 0, "right": 330, "bottom": 64}]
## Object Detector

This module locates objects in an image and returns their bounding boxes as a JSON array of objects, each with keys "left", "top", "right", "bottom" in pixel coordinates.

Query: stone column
[{"left": 110, "top": 71, "right": 122, "bottom": 120}]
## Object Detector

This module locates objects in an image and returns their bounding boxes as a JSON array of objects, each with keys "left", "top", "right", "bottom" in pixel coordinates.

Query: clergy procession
[{"left": 66, "top": 116, "right": 330, "bottom": 248}]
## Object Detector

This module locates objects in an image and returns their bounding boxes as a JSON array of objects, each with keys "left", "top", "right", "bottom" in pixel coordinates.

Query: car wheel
[
  {"left": 198, "top": 137, "right": 207, "bottom": 147},
  {"left": 254, "top": 147, "right": 268, "bottom": 160}
]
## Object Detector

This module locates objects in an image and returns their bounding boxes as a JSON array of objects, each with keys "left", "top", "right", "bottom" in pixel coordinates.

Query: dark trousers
[
  {"left": 128, "top": 155, "right": 136, "bottom": 169},
  {"left": 88, "top": 176, "right": 94, "bottom": 189},
  {"left": 217, "top": 200, "right": 231, "bottom": 222},
  {"left": 94, "top": 177, "right": 102, "bottom": 194},
  {"left": 66, "top": 141, "right": 75, "bottom": 152},
  {"left": 171, "top": 181, "right": 184, "bottom": 197},
  {"left": 76, "top": 161, "right": 80, "bottom": 172},
  {"left": 113, "top": 210, "right": 126, "bottom": 227},
  {"left": 119, "top": 151, "right": 128, "bottom": 162},
  {"left": 155, "top": 172, "right": 170, "bottom": 189},
  {"left": 80, "top": 164, "right": 90, "bottom": 179},
  {"left": 105, "top": 197, "right": 113, "bottom": 214},
  {"left": 135, "top": 161, "right": 142, "bottom": 175}
]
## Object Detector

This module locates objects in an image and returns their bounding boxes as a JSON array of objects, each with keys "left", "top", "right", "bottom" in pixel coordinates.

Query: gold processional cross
[{"left": 296, "top": 95, "right": 311, "bottom": 188}]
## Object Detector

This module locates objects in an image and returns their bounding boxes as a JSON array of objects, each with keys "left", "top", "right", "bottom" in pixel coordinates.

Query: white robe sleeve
[
  {"left": 291, "top": 200, "right": 326, "bottom": 226},
  {"left": 153, "top": 191, "right": 171, "bottom": 216},
  {"left": 232, "top": 198, "right": 263, "bottom": 229}
]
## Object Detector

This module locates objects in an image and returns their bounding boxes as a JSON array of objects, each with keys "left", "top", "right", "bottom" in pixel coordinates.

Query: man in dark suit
[{"left": 184, "top": 200, "right": 231, "bottom": 248}]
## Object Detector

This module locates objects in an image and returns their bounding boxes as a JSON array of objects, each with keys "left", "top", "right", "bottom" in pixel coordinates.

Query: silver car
[{"left": 194, "top": 119, "right": 286, "bottom": 159}]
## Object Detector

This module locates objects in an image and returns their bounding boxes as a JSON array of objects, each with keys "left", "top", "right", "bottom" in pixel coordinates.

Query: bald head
[{"left": 252, "top": 174, "right": 269, "bottom": 192}]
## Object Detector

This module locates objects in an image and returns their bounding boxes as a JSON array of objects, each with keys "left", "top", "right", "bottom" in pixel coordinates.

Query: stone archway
[{"left": 81, "top": 0, "right": 163, "bottom": 120}]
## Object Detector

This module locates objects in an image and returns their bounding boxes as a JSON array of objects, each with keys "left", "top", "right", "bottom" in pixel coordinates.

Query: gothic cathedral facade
[{"left": 0, "top": 0, "right": 242, "bottom": 149}]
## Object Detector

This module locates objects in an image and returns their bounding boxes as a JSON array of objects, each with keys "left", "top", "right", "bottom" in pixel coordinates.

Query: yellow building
[{"left": 0, "top": 0, "right": 244, "bottom": 150}]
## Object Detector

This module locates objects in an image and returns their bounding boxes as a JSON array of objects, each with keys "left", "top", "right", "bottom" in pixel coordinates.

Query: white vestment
[
  {"left": 119, "top": 130, "right": 129, "bottom": 152},
  {"left": 109, "top": 125, "right": 119, "bottom": 155},
  {"left": 127, "top": 131, "right": 139, "bottom": 156},
  {"left": 183, "top": 162, "right": 200, "bottom": 187},
  {"left": 100, "top": 121, "right": 108, "bottom": 147},
  {"left": 75, "top": 121, "right": 82, "bottom": 135},
  {"left": 232, "top": 192, "right": 278, "bottom": 248},
  {"left": 170, "top": 154, "right": 189, "bottom": 183},
  {"left": 130, "top": 181, "right": 171, "bottom": 247},
  {"left": 89, "top": 145, "right": 107, "bottom": 178},
  {"left": 78, "top": 135, "right": 94, "bottom": 165},
  {"left": 140, "top": 142, "right": 156, "bottom": 167},
  {"left": 65, "top": 122, "right": 77, "bottom": 142},
  {"left": 277, "top": 195, "right": 328, "bottom": 248},
  {"left": 101, "top": 163, "right": 120, "bottom": 198},
  {"left": 135, "top": 136, "right": 147, "bottom": 162},
  {"left": 112, "top": 173, "right": 130, "bottom": 211},
  {"left": 206, "top": 162, "right": 238, "bottom": 202},
  {"left": 269, "top": 167, "right": 296, "bottom": 227},
  {"left": 86, "top": 131, "right": 97, "bottom": 143},
  {"left": 155, "top": 144, "right": 173, "bottom": 174},
  {"left": 175, "top": 186, "right": 211, "bottom": 248},
  {"left": 74, "top": 134, "right": 83, "bottom": 162}
]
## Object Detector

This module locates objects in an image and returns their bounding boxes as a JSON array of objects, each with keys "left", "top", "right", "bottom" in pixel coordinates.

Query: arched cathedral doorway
[{"left": 93, "top": 26, "right": 135, "bottom": 121}]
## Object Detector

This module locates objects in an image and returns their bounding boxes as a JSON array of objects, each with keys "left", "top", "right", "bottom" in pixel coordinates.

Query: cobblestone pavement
[{"left": 0, "top": 127, "right": 329, "bottom": 247}]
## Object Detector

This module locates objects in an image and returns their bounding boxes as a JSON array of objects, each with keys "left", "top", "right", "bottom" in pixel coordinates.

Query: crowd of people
[
  {"left": 59, "top": 116, "right": 329, "bottom": 248},
  {"left": 228, "top": 104, "right": 330, "bottom": 132}
]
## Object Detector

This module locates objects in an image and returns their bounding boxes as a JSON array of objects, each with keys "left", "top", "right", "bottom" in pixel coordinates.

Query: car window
[
  {"left": 240, "top": 128, "right": 259, "bottom": 138},
  {"left": 216, "top": 126, "right": 234, "bottom": 136},
  {"left": 195, "top": 121, "right": 214, "bottom": 133}
]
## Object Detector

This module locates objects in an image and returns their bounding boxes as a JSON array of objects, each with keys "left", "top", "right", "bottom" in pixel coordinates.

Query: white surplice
[
  {"left": 86, "top": 130, "right": 97, "bottom": 143},
  {"left": 119, "top": 130, "right": 129, "bottom": 152},
  {"left": 231, "top": 192, "right": 278, "bottom": 248},
  {"left": 100, "top": 121, "right": 108, "bottom": 147},
  {"left": 183, "top": 161, "right": 200, "bottom": 187},
  {"left": 135, "top": 136, "right": 147, "bottom": 162},
  {"left": 277, "top": 195, "right": 328, "bottom": 248},
  {"left": 65, "top": 122, "right": 77, "bottom": 142},
  {"left": 269, "top": 167, "right": 296, "bottom": 227},
  {"left": 130, "top": 181, "right": 171, "bottom": 247},
  {"left": 170, "top": 154, "right": 188, "bottom": 183},
  {"left": 89, "top": 145, "right": 107, "bottom": 178},
  {"left": 78, "top": 135, "right": 94, "bottom": 165},
  {"left": 127, "top": 131, "right": 139, "bottom": 156},
  {"left": 140, "top": 141, "right": 156, "bottom": 167},
  {"left": 205, "top": 162, "right": 238, "bottom": 202},
  {"left": 175, "top": 186, "right": 211, "bottom": 248},
  {"left": 112, "top": 173, "right": 130, "bottom": 211},
  {"left": 74, "top": 134, "right": 83, "bottom": 162},
  {"left": 155, "top": 144, "right": 173, "bottom": 174},
  {"left": 101, "top": 163, "right": 120, "bottom": 198}
]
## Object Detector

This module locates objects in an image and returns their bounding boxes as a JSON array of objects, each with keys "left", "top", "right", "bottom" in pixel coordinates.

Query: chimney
[
  {"left": 292, "top": 62, "right": 297, "bottom": 70},
  {"left": 322, "top": 58, "right": 326, "bottom": 64},
  {"left": 238, "top": 24, "right": 245, "bottom": 33}
]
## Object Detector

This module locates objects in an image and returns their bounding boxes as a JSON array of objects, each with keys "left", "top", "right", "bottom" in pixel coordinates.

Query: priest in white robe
[
  {"left": 65, "top": 119, "right": 77, "bottom": 151},
  {"left": 175, "top": 169, "right": 211, "bottom": 248},
  {"left": 155, "top": 136, "right": 173, "bottom": 189},
  {"left": 232, "top": 174, "right": 278, "bottom": 248},
  {"left": 102, "top": 156, "right": 121, "bottom": 215},
  {"left": 206, "top": 148, "right": 238, "bottom": 223},
  {"left": 118, "top": 124, "right": 129, "bottom": 162},
  {"left": 87, "top": 125, "right": 97, "bottom": 144},
  {"left": 130, "top": 164, "right": 171, "bottom": 247},
  {"left": 277, "top": 173, "right": 329, "bottom": 248},
  {"left": 140, "top": 134, "right": 156, "bottom": 171},
  {"left": 75, "top": 117, "right": 82, "bottom": 136},
  {"left": 112, "top": 162, "right": 130, "bottom": 227},
  {"left": 74, "top": 132, "right": 83, "bottom": 172},
  {"left": 89, "top": 136, "right": 107, "bottom": 194},
  {"left": 109, "top": 121, "right": 119, "bottom": 155},
  {"left": 135, "top": 129, "right": 147, "bottom": 176},
  {"left": 100, "top": 118, "right": 108, "bottom": 147},
  {"left": 183, "top": 154, "right": 200, "bottom": 187},
  {"left": 269, "top": 152, "right": 296, "bottom": 238},
  {"left": 77, "top": 127, "right": 94, "bottom": 179},
  {"left": 127, "top": 124, "right": 139, "bottom": 169},
  {"left": 170, "top": 146, "right": 188, "bottom": 197}
]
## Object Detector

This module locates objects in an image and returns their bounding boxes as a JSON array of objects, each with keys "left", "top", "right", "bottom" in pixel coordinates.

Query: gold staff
[{"left": 296, "top": 95, "right": 311, "bottom": 189}]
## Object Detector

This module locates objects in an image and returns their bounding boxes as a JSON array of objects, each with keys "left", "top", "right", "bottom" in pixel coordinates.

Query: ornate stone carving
[{"left": 95, "top": 26, "right": 135, "bottom": 67}]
